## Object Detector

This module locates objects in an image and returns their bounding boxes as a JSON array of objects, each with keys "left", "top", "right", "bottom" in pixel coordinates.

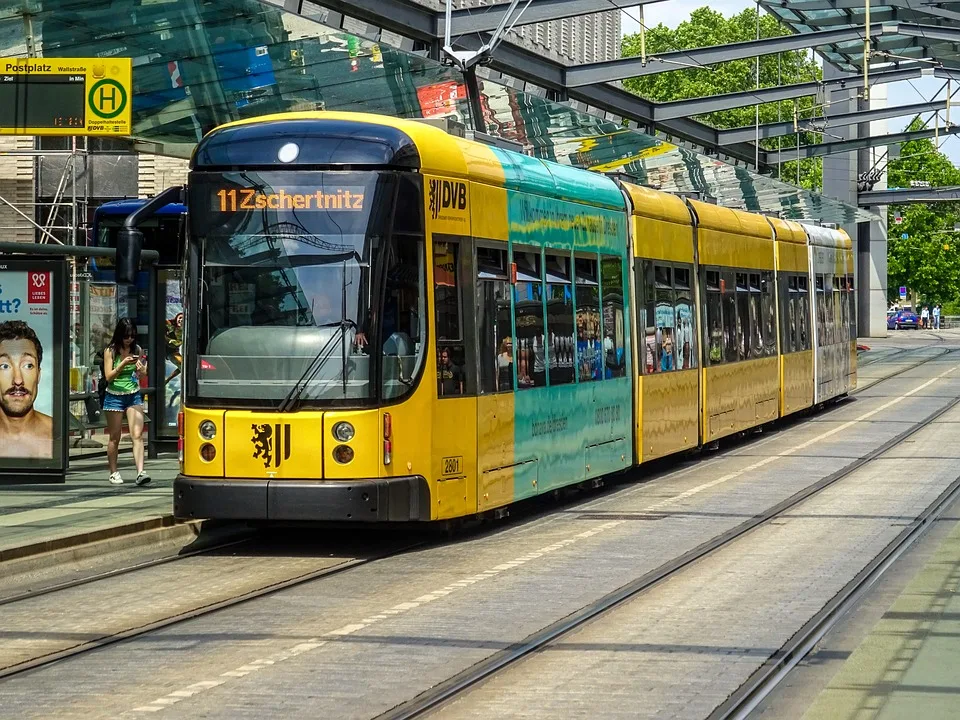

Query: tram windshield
[{"left": 188, "top": 170, "right": 426, "bottom": 405}]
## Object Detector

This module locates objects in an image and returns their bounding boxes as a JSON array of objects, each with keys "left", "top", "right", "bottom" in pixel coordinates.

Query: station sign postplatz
[{"left": 0, "top": 57, "right": 132, "bottom": 136}]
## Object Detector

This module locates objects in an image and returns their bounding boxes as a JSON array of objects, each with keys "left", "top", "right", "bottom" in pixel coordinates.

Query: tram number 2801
[{"left": 441, "top": 456, "right": 463, "bottom": 477}]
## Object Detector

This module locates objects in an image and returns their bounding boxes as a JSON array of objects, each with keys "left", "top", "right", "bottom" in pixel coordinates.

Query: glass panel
[
  {"left": 815, "top": 275, "right": 826, "bottom": 348},
  {"left": 515, "top": 280, "right": 545, "bottom": 389},
  {"left": 675, "top": 266, "right": 696, "bottom": 369},
  {"left": 601, "top": 256, "right": 625, "bottom": 378},
  {"left": 575, "top": 257, "right": 602, "bottom": 382},
  {"left": 749, "top": 272, "right": 763, "bottom": 359},
  {"left": 188, "top": 170, "right": 427, "bottom": 403},
  {"left": 434, "top": 241, "right": 464, "bottom": 398},
  {"left": 736, "top": 272, "right": 750, "bottom": 361},
  {"left": 705, "top": 270, "right": 723, "bottom": 366},
  {"left": 798, "top": 276, "right": 810, "bottom": 351},
  {"left": 0, "top": 0, "right": 874, "bottom": 225},
  {"left": 545, "top": 254, "right": 574, "bottom": 386},
  {"left": 654, "top": 264, "right": 675, "bottom": 372},
  {"left": 722, "top": 270, "right": 738, "bottom": 363},
  {"left": 640, "top": 260, "right": 657, "bottom": 375},
  {"left": 159, "top": 269, "right": 184, "bottom": 437},
  {"left": 477, "top": 247, "right": 512, "bottom": 394},
  {"left": 783, "top": 275, "right": 797, "bottom": 354},
  {"left": 761, "top": 271, "right": 776, "bottom": 357}
]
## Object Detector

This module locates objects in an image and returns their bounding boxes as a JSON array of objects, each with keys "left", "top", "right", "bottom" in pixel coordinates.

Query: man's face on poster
[{"left": 0, "top": 338, "right": 40, "bottom": 417}]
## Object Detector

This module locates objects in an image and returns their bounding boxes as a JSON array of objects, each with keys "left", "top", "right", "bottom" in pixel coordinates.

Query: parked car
[{"left": 887, "top": 309, "right": 919, "bottom": 330}]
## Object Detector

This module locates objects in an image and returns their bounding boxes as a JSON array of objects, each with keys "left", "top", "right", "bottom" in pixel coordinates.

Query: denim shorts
[{"left": 103, "top": 392, "right": 143, "bottom": 412}]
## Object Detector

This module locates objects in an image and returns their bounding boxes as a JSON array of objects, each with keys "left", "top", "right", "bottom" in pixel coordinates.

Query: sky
[{"left": 621, "top": 0, "right": 960, "bottom": 168}]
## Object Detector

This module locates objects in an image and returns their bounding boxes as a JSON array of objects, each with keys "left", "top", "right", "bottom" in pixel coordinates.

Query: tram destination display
[{"left": 0, "top": 58, "right": 132, "bottom": 136}]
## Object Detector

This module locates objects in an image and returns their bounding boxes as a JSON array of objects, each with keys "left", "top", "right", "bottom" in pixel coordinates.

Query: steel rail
[
  {"left": 379, "top": 365, "right": 960, "bottom": 720},
  {"left": 0, "top": 532, "right": 254, "bottom": 607},
  {"left": 711, "top": 472, "right": 960, "bottom": 720},
  {"left": 0, "top": 541, "right": 424, "bottom": 681}
]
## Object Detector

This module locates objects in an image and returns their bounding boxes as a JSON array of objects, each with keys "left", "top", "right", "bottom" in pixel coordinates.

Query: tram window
[
  {"left": 433, "top": 240, "right": 466, "bottom": 397},
  {"left": 575, "top": 257, "right": 602, "bottom": 382},
  {"left": 545, "top": 253, "right": 575, "bottom": 386},
  {"left": 722, "top": 270, "right": 739, "bottom": 363},
  {"left": 833, "top": 276, "right": 842, "bottom": 346},
  {"left": 847, "top": 274, "right": 856, "bottom": 341},
  {"left": 784, "top": 276, "right": 798, "bottom": 354},
  {"left": 601, "top": 255, "right": 626, "bottom": 378},
  {"left": 704, "top": 270, "right": 723, "bottom": 366},
  {"left": 735, "top": 272, "right": 750, "bottom": 361},
  {"left": 477, "top": 246, "right": 512, "bottom": 394},
  {"left": 514, "top": 250, "right": 545, "bottom": 389},
  {"left": 761, "top": 271, "right": 776, "bottom": 357},
  {"left": 638, "top": 260, "right": 657, "bottom": 375},
  {"left": 675, "top": 266, "right": 696, "bottom": 369},
  {"left": 748, "top": 273, "right": 763, "bottom": 358},
  {"left": 655, "top": 264, "right": 675, "bottom": 372},
  {"left": 798, "top": 276, "right": 810, "bottom": 350},
  {"left": 815, "top": 275, "right": 826, "bottom": 347}
]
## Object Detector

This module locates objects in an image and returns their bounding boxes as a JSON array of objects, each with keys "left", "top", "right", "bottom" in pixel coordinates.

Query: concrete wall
[{"left": 137, "top": 154, "right": 189, "bottom": 198}]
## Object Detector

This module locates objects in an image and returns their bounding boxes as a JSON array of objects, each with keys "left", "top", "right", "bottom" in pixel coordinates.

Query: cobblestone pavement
[{"left": 0, "top": 338, "right": 958, "bottom": 719}]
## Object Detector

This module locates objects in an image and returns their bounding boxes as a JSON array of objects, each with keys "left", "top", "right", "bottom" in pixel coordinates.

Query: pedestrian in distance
[
  {"left": 933, "top": 304, "right": 942, "bottom": 330},
  {"left": 921, "top": 305, "right": 930, "bottom": 329},
  {"left": 103, "top": 318, "right": 150, "bottom": 486}
]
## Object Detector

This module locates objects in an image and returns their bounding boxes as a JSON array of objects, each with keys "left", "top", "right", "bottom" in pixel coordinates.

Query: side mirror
[{"left": 116, "top": 227, "right": 144, "bottom": 284}]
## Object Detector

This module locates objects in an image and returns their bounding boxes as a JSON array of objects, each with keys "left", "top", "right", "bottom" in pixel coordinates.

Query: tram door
[{"left": 431, "top": 237, "right": 478, "bottom": 519}]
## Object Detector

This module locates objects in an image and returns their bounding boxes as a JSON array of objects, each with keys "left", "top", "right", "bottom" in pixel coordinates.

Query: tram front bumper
[{"left": 174, "top": 475, "right": 431, "bottom": 522}]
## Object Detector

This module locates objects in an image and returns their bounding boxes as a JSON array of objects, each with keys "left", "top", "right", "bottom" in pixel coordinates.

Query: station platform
[
  {"left": 802, "top": 514, "right": 960, "bottom": 720},
  {"left": 0, "top": 453, "right": 178, "bottom": 564}
]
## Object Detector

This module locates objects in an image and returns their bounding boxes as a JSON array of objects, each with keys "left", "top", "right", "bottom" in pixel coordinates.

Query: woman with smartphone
[{"left": 102, "top": 318, "right": 150, "bottom": 486}]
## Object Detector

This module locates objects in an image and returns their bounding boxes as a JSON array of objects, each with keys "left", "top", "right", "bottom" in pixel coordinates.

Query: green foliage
[
  {"left": 886, "top": 124, "right": 960, "bottom": 305},
  {"left": 621, "top": 7, "right": 823, "bottom": 188}
]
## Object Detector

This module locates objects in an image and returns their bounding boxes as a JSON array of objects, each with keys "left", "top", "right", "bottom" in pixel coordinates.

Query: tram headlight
[
  {"left": 332, "top": 421, "right": 355, "bottom": 442},
  {"left": 200, "top": 443, "right": 217, "bottom": 462},
  {"left": 333, "top": 444, "right": 354, "bottom": 464},
  {"left": 199, "top": 420, "right": 217, "bottom": 440}
]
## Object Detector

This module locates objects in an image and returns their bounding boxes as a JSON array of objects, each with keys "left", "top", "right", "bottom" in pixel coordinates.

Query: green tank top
[{"left": 107, "top": 350, "right": 140, "bottom": 395}]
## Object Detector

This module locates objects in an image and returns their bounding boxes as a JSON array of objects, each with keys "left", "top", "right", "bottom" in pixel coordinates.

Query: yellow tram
[{"left": 117, "top": 112, "right": 857, "bottom": 523}]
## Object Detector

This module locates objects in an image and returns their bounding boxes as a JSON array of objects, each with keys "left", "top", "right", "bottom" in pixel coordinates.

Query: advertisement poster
[
  {"left": 0, "top": 258, "right": 65, "bottom": 477},
  {"left": 162, "top": 272, "right": 184, "bottom": 432}
]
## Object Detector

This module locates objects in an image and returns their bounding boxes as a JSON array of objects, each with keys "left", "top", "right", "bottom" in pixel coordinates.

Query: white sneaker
[
  {"left": 135, "top": 471, "right": 151, "bottom": 486},
  {"left": 108, "top": 472, "right": 124, "bottom": 485}
]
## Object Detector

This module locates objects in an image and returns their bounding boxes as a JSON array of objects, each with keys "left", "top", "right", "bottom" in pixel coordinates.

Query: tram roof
[
  {"left": 620, "top": 183, "right": 692, "bottom": 227},
  {"left": 687, "top": 199, "right": 773, "bottom": 241},
  {"left": 768, "top": 217, "right": 808, "bottom": 245},
  {"left": 198, "top": 111, "right": 624, "bottom": 211},
  {"left": 802, "top": 224, "right": 853, "bottom": 250}
]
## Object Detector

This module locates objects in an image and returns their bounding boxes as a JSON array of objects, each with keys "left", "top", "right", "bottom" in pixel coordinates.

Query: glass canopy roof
[
  {"left": 0, "top": 0, "right": 876, "bottom": 223},
  {"left": 761, "top": 1, "right": 960, "bottom": 74}
]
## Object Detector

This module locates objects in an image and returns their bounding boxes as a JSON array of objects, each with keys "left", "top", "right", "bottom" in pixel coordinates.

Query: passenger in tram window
[
  {"left": 660, "top": 330, "right": 675, "bottom": 371},
  {"left": 645, "top": 328, "right": 657, "bottom": 374},
  {"left": 497, "top": 337, "right": 513, "bottom": 390},
  {"left": 709, "top": 321, "right": 723, "bottom": 365},
  {"left": 437, "top": 347, "right": 464, "bottom": 396}
]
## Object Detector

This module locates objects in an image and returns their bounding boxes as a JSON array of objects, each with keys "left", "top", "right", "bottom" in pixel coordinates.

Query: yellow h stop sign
[{"left": 0, "top": 57, "right": 132, "bottom": 136}]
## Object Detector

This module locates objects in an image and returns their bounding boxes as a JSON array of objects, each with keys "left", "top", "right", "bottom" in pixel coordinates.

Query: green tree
[
  {"left": 886, "top": 119, "right": 960, "bottom": 306},
  {"left": 621, "top": 7, "right": 823, "bottom": 189}
]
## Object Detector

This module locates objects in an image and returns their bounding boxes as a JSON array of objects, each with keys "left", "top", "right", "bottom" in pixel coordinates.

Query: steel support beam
[
  {"left": 718, "top": 100, "right": 947, "bottom": 144},
  {"left": 859, "top": 186, "right": 960, "bottom": 205},
  {"left": 440, "top": 0, "right": 663, "bottom": 36},
  {"left": 565, "top": 24, "right": 894, "bottom": 87},
  {"left": 654, "top": 66, "right": 925, "bottom": 122},
  {"left": 791, "top": 126, "right": 960, "bottom": 160}
]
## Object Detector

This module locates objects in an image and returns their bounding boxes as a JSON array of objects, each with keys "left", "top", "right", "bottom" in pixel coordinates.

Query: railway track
[
  {"left": 0, "top": 537, "right": 424, "bottom": 681},
  {"left": 0, "top": 346, "right": 949, "bottom": 689},
  {"left": 378, "top": 359, "right": 960, "bottom": 719}
]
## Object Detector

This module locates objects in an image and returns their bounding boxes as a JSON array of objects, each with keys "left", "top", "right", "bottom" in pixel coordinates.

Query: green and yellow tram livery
[{"left": 157, "top": 111, "right": 857, "bottom": 523}]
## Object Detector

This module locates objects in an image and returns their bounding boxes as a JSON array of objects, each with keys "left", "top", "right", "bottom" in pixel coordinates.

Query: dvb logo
[{"left": 429, "top": 179, "right": 467, "bottom": 219}]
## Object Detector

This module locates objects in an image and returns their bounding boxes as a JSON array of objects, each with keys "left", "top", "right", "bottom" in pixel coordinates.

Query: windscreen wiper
[{"left": 277, "top": 320, "right": 355, "bottom": 413}]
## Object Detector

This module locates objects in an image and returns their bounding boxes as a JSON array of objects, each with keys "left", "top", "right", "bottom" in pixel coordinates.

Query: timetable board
[{"left": 0, "top": 58, "right": 132, "bottom": 136}]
